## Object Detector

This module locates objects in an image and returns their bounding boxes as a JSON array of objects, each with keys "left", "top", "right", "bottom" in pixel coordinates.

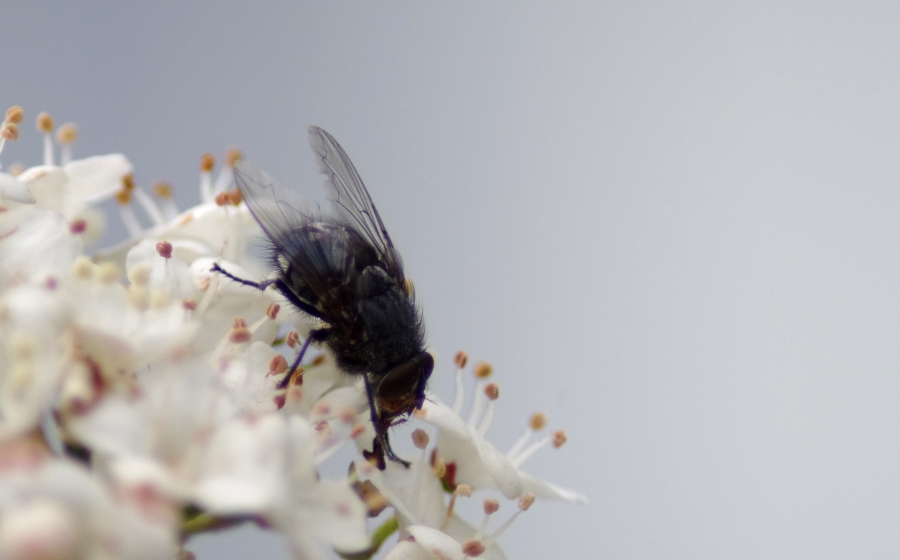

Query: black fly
[{"left": 212, "top": 126, "right": 433, "bottom": 469}]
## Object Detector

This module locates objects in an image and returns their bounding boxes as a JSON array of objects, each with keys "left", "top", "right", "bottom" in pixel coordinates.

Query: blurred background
[{"left": 4, "top": 1, "right": 900, "bottom": 558}]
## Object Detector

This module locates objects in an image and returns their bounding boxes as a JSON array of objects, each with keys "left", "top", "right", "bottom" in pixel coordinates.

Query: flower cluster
[{"left": 0, "top": 106, "right": 584, "bottom": 560}]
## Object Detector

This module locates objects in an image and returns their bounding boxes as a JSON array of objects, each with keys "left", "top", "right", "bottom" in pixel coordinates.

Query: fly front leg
[
  {"left": 279, "top": 328, "right": 329, "bottom": 389},
  {"left": 210, "top": 263, "right": 277, "bottom": 291}
]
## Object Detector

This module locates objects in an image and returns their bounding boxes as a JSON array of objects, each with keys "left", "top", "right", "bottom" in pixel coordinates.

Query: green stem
[{"left": 337, "top": 515, "right": 399, "bottom": 560}]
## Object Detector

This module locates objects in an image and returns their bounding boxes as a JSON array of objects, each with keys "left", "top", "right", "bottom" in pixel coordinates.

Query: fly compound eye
[{"left": 376, "top": 352, "right": 434, "bottom": 412}]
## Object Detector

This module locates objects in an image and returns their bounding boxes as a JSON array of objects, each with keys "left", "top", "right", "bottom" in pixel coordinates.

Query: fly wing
[
  {"left": 233, "top": 159, "right": 317, "bottom": 253},
  {"left": 308, "top": 126, "right": 406, "bottom": 283}
]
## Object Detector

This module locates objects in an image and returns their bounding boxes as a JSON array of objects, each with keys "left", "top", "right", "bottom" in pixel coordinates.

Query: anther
[
  {"left": 552, "top": 430, "right": 567, "bottom": 448},
  {"left": 229, "top": 327, "right": 251, "bottom": 344},
  {"left": 200, "top": 153, "right": 215, "bottom": 172},
  {"left": 529, "top": 412, "right": 547, "bottom": 431},
  {"left": 69, "top": 219, "right": 87, "bottom": 234},
  {"left": 268, "top": 354, "right": 288, "bottom": 375},
  {"left": 456, "top": 484, "right": 473, "bottom": 497},
  {"left": 483, "top": 499, "right": 500, "bottom": 516},
  {"left": 454, "top": 350, "right": 468, "bottom": 369},
  {"left": 96, "top": 263, "right": 121, "bottom": 283},
  {"left": 5, "top": 106, "right": 23, "bottom": 124},
  {"left": 226, "top": 188, "right": 243, "bottom": 205},
  {"left": 155, "top": 241, "right": 173, "bottom": 259},
  {"left": 461, "top": 540, "right": 486, "bottom": 557},
  {"left": 121, "top": 174, "right": 135, "bottom": 191},
  {"left": 36, "top": 112, "right": 54, "bottom": 133},
  {"left": 225, "top": 148, "right": 242, "bottom": 167},
  {"left": 115, "top": 188, "right": 132, "bottom": 205},
  {"left": 474, "top": 361, "right": 493, "bottom": 378},
  {"left": 265, "top": 303, "right": 280, "bottom": 320},
  {"left": 312, "top": 354, "right": 325, "bottom": 366},
  {"left": 214, "top": 192, "right": 228, "bottom": 206},
  {"left": 232, "top": 317, "right": 247, "bottom": 329},
  {"left": 56, "top": 124, "right": 77, "bottom": 144},
  {"left": 484, "top": 383, "right": 499, "bottom": 401},
  {"left": 1, "top": 123, "right": 18, "bottom": 141},
  {"left": 153, "top": 182, "right": 172, "bottom": 198},
  {"left": 71, "top": 257, "right": 94, "bottom": 280},
  {"left": 411, "top": 429, "right": 430, "bottom": 450},
  {"left": 518, "top": 493, "right": 535, "bottom": 511},
  {"left": 127, "top": 264, "right": 152, "bottom": 287},
  {"left": 286, "top": 331, "right": 300, "bottom": 349},
  {"left": 182, "top": 299, "right": 197, "bottom": 311},
  {"left": 432, "top": 458, "right": 446, "bottom": 478}
]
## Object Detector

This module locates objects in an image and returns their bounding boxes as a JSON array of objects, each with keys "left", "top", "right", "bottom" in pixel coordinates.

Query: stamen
[
  {"left": 483, "top": 493, "right": 535, "bottom": 546},
  {"left": 96, "top": 263, "right": 120, "bottom": 283},
  {"left": 506, "top": 412, "right": 547, "bottom": 459},
  {"left": 56, "top": 124, "right": 77, "bottom": 165},
  {"left": 182, "top": 299, "right": 197, "bottom": 311},
  {"left": 411, "top": 429, "right": 430, "bottom": 449},
  {"left": 133, "top": 187, "right": 166, "bottom": 226},
  {"left": 476, "top": 383, "right": 498, "bottom": 436},
  {"left": 69, "top": 219, "right": 87, "bottom": 234},
  {"left": 153, "top": 182, "right": 179, "bottom": 221},
  {"left": 5, "top": 106, "right": 23, "bottom": 124},
  {"left": 36, "top": 112, "right": 54, "bottom": 165},
  {"left": 212, "top": 159, "right": 233, "bottom": 195},
  {"left": 473, "top": 361, "right": 493, "bottom": 378},
  {"left": 266, "top": 303, "right": 280, "bottom": 320},
  {"left": 127, "top": 263, "right": 152, "bottom": 287},
  {"left": 467, "top": 379, "right": 486, "bottom": 429},
  {"left": 1, "top": 123, "right": 18, "bottom": 141},
  {"left": 441, "top": 484, "right": 473, "bottom": 530},
  {"left": 268, "top": 354, "right": 288, "bottom": 375},
  {"left": 199, "top": 154, "right": 215, "bottom": 203},
  {"left": 71, "top": 256, "right": 94, "bottom": 280},
  {"left": 411, "top": 434, "right": 433, "bottom": 521},
  {"left": 454, "top": 350, "right": 468, "bottom": 369},
  {"left": 509, "top": 436, "right": 551, "bottom": 469},
  {"left": 461, "top": 540, "right": 486, "bottom": 557},
  {"left": 552, "top": 430, "right": 567, "bottom": 448},
  {"left": 155, "top": 241, "right": 173, "bottom": 260},
  {"left": 451, "top": 361, "right": 465, "bottom": 415},
  {"left": 115, "top": 188, "right": 143, "bottom": 239},
  {"left": 286, "top": 331, "right": 300, "bottom": 349}
]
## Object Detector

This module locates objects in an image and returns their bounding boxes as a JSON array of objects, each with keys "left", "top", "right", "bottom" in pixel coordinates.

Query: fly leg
[
  {"left": 278, "top": 328, "right": 329, "bottom": 389},
  {"left": 210, "top": 263, "right": 277, "bottom": 290}
]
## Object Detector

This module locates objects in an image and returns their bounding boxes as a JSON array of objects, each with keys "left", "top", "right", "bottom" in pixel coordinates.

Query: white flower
[
  {"left": 417, "top": 361, "right": 586, "bottom": 504},
  {"left": 0, "top": 450, "right": 176, "bottom": 560}
]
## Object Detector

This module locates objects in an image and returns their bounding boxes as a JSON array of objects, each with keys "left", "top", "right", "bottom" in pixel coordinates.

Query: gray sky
[{"left": 4, "top": 1, "right": 900, "bottom": 558}]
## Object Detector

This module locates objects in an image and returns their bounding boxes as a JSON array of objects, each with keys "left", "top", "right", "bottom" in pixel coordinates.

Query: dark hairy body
[{"left": 213, "top": 126, "right": 433, "bottom": 469}]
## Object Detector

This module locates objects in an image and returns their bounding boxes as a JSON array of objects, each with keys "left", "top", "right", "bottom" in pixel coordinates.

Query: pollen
[
  {"left": 529, "top": 412, "right": 547, "bottom": 431},
  {"left": 474, "top": 361, "right": 493, "bottom": 378},
  {"left": 552, "top": 430, "right": 568, "bottom": 448},
  {"left": 1, "top": 123, "right": 19, "bottom": 141},
  {"left": 155, "top": 241, "right": 173, "bottom": 259},
  {"left": 484, "top": 383, "right": 499, "bottom": 401},
  {"left": 36, "top": 112, "right": 54, "bottom": 133},
  {"left": 5, "top": 106, "right": 23, "bottom": 124},
  {"left": 454, "top": 350, "right": 468, "bottom": 369},
  {"left": 153, "top": 182, "right": 173, "bottom": 199},
  {"left": 225, "top": 148, "right": 242, "bottom": 167},
  {"left": 411, "top": 428, "right": 430, "bottom": 449},
  {"left": 56, "top": 123, "right": 77, "bottom": 144},
  {"left": 200, "top": 153, "right": 215, "bottom": 172}
]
